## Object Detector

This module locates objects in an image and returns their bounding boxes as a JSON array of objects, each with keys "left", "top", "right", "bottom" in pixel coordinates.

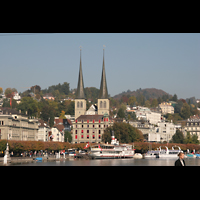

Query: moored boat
[
  {"left": 88, "top": 132, "right": 134, "bottom": 159},
  {"left": 145, "top": 146, "right": 182, "bottom": 158}
]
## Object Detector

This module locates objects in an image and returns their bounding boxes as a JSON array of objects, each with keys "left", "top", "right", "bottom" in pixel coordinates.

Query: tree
[
  {"left": 64, "top": 131, "right": 72, "bottom": 142},
  {"left": 17, "top": 97, "right": 38, "bottom": 117},
  {"left": 174, "top": 101, "right": 183, "bottom": 113},
  {"left": 117, "top": 108, "right": 125, "bottom": 119},
  {"left": 180, "top": 103, "right": 191, "bottom": 119},
  {"left": 59, "top": 110, "right": 66, "bottom": 119},
  {"left": 102, "top": 122, "right": 144, "bottom": 143},
  {"left": 128, "top": 96, "right": 136, "bottom": 107},
  {"left": 151, "top": 99, "right": 158, "bottom": 107},
  {"left": 145, "top": 100, "right": 151, "bottom": 108},
  {"left": 0, "top": 87, "right": 3, "bottom": 94},
  {"left": 170, "top": 129, "right": 184, "bottom": 143},
  {"left": 5, "top": 88, "right": 13, "bottom": 98}
]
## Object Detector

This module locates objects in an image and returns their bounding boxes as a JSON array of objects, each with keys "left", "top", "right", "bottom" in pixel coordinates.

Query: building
[
  {"left": 185, "top": 116, "right": 200, "bottom": 140},
  {"left": 159, "top": 102, "right": 174, "bottom": 114},
  {"left": 38, "top": 119, "right": 50, "bottom": 141},
  {"left": 0, "top": 107, "right": 38, "bottom": 141},
  {"left": 135, "top": 106, "right": 161, "bottom": 125},
  {"left": 72, "top": 49, "right": 113, "bottom": 143},
  {"left": 156, "top": 121, "right": 176, "bottom": 142},
  {"left": 43, "top": 93, "right": 55, "bottom": 100},
  {"left": 51, "top": 125, "right": 64, "bottom": 142}
]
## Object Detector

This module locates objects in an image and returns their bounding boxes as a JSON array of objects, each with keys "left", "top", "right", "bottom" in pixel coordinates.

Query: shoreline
[{"left": 0, "top": 155, "right": 71, "bottom": 165}]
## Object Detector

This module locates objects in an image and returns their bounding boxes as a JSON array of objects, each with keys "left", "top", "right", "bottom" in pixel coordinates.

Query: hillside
[{"left": 113, "top": 88, "right": 171, "bottom": 100}]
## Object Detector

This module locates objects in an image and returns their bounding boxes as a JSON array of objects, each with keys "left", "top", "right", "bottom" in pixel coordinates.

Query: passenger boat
[
  {"left": 89, "top": 133, "right": 134, "bottom": 159},
  {"left": 145, "top": 146, "right": 182, "bottom": 158}
]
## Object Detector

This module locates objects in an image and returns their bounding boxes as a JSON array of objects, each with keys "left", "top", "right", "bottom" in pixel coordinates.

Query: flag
[
  {"left": 98, "top": 144, "right": 102, "bottom": 151},
  {"left": 10, "top": 97, "right": 12, "bottom": 108},
  {"left": 84, "top": 142, "right": 90, "bottom": 149}
]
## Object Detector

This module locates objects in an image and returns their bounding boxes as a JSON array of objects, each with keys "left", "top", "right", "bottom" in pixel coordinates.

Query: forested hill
[{"left": 113, "top": 88, "right": 171, "bottom": 100}]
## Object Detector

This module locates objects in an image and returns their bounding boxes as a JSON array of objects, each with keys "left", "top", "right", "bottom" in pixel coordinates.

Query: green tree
[
  {"left": 170, "top": 129, "right": 184, "bottom": 143},
  {"left": 128, "top": 96, "right": 136, "bottom": 107},
  {"left": 64, "top": 131, "right": 72, "bottom": 142},
  {"left": 145, "top": 100, "right": 151, "bottom": 108},
  {"left": 183, "top": 132, "right": 199, "bottom": 144},
  {"left": 180, "top": 103, "right": 191, "bottom": 119},
  {"left": 151, "top": 99, "right": 158, "bottom": 107},
  {"left": 17, "top": 97, "right": 38, "bottom": 117},
  {"left": 102, "top": 122, "right": 144, "bottom": 143},
  {"left": 117, "top": 108, "right": 125, "bottom": 119}
]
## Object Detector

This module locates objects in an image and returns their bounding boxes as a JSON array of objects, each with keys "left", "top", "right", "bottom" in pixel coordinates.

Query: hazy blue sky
[{"left": 0, "top": 33, "right": 199, "bottom": 99}]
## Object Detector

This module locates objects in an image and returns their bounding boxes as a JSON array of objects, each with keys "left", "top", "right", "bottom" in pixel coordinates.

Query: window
[
  {"left": 99, "top": 120, "right": 101, "bottom": 123},
  {"left": 93, "top": 135, "right": 95, "bottom": 139},
  {"left": 2, "top": 121, "right": 3, "bottom": 125},
  {"left": 81, "top": 135, "right": 83, "bottom": 138},
  {"left": 87, "top": 135, "right": 89, "bottom": 139},
  {"left": 87, "top": 120, "right": 89, "bottom": 123},
  {"left": 100, "top": 101, "right": 103, "bottom": 108},
  {"left": 75, "top": 135, "right": 77, "bottom": 139},
  {"left": 81, "top": 130, "right": 84, "bottom": 133},
  {"left": 93, "top": 120, "right": 95, "bottom": 123},
  {"left": 81, "top": 101, "right": 83, "bottom": 108},
  {"left": 99, "top": 130, "right": 101, "bottom": 134},
  {"left": 99, "top": 135, "right": 101, "bottom": 139},
  {"left": 87, "top": 130, "right": 89, "bottom": 133},
  {"left": 104, "top": 101, "right": 106, "bottom": 108},
  {"left": 77, "top": 101, "right": 79, "bottom": 108}
]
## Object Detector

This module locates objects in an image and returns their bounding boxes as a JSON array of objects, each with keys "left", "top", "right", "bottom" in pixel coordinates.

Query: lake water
[{"left": 11, "top": 157, "right": 200, "bottom": 166}]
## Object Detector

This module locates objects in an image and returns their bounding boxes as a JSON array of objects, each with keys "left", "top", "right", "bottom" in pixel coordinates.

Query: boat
[
  {"left": 133, "top": 153, "right": 143, "bottom": 159},
  {"left": 145, "top": 146, "right": 182, "bottom": 158},
  {"left": 35, "top": 157, "right": 42, "bottom": 161},
  {"left": 89, "top": 132, "right": 134, "bottom": 159},
  {"left": 186, "top": 154, "right": 196, "bottom": 158}
]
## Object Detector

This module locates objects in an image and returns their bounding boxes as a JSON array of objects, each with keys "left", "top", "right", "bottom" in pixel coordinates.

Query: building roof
[
  {"left": 99, "top": 49, "right": 108, "bottom": 99},
  {"left": 53, "top": 124, "right": 64, "bottom": 131},
  {"left": 0, "top": 107, "right": 21, "bottom": 115},
  {"left": 76, "top": 115, "right": 104, "bottom": 121},
  {"left": 75, "top": 49, "right": 86, "bottom": 99}
]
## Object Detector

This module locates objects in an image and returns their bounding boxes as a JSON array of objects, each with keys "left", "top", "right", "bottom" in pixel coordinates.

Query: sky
[{"left": 0, "top": 33, "right": 199, "bottom": 99}]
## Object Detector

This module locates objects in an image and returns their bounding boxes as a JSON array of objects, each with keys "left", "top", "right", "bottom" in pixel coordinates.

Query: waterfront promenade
[{"left": 0, "top": 154, "right": 66, "bottom": 165}]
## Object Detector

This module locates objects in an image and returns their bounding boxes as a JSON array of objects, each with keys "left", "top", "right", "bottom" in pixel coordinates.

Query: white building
[
  {"left": 13, "top": 92, "right": 21, "bottom": 101},
  {"left": 38, "top": 120, "right": 50, "bottom": 141},
  {"left": 135, "top": 106, "right": 161, "bottom": 125},
  {"left": 51, "top": 126, "right": 64, "bottom": 142},
  {"left": 156, "top": 121, "right": 176, "bottom": 142}
]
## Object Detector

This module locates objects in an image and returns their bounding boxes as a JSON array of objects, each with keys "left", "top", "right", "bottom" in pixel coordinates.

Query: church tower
[
  {"left": 98, "top": 49, "right": 110, "bottom": 115},
  {"left": 75, "top": 48, "right": 86, "bottom": 119}
]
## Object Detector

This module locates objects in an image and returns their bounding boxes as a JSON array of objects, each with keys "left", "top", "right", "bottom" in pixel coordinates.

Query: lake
[{"left": 10, "top": 157, "right": 200, "bottom": 166}]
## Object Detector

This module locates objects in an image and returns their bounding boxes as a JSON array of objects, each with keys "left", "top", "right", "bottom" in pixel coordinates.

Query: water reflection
[{"left": 11, "top": 157, "right": 200, "bottom": 166}]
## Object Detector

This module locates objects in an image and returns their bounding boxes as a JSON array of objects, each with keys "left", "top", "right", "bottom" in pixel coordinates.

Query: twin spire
[{"left": 75, "top": 48, "right": 108, "bottom": 99}]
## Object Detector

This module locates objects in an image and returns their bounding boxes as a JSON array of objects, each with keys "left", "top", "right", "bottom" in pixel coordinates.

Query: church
[{"left": 72, "top": 49, "right": 113, "bottom": 143}]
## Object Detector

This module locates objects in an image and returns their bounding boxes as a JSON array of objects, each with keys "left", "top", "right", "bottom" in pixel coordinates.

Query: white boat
[
  {"left": 145, "top": 146, "right": 182, "bottom": 158},
  {"left": 133, "top": 153, "right": 143, "bottom": 159},
  {"left": 89, "top": 133, "right": 134, "bottom": 159}
]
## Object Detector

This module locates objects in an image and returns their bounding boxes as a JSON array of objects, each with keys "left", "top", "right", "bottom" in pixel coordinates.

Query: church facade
[{"left": 72, "top": 49, "right": 113, "bottom": 143}]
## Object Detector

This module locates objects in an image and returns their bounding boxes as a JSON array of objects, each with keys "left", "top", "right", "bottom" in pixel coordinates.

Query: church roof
[
  {"left": 99, "top": 49, "right": 108, "bottom": 99},
  {"left": 76, "top": 115, "right": 104, "bottom": 122},
  {"left": 75, "top": 49, "right": 86, "bottom": 99}
]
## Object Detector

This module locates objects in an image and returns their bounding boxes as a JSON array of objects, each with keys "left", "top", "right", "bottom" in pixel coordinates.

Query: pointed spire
[
  {"left": 99, "top": 48, "right": 108, "bottom": 99},
  {"left": 76, "top": 47, "right": 86, "bottom": 99}
]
